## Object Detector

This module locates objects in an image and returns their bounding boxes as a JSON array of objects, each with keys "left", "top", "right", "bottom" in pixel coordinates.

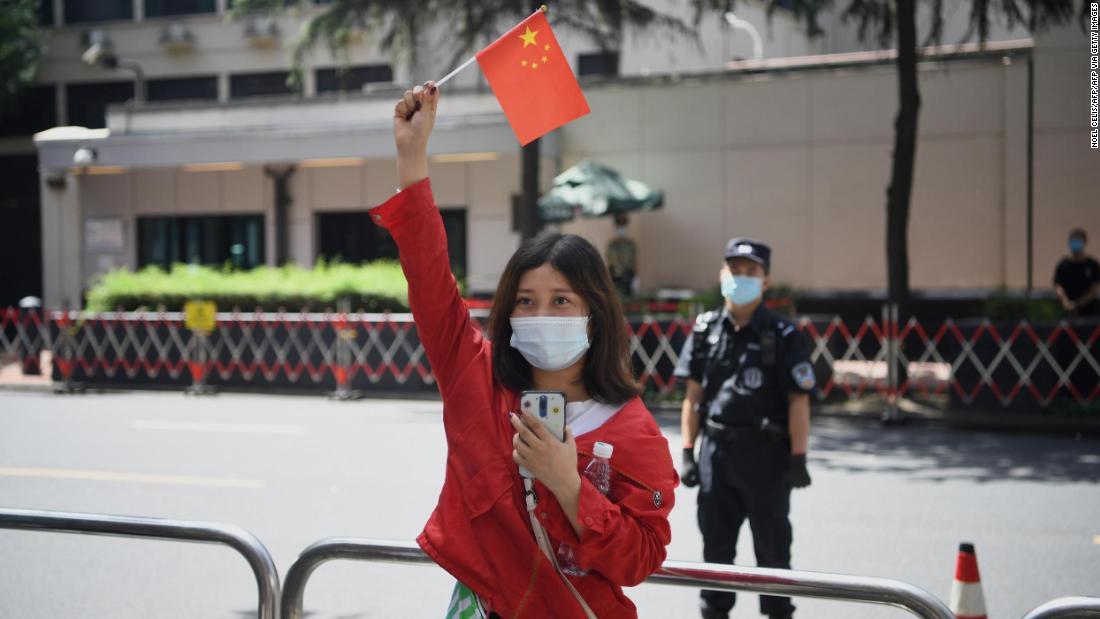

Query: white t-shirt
[{"left": 566, "top": 399, "right": 625, "bottom": 437}]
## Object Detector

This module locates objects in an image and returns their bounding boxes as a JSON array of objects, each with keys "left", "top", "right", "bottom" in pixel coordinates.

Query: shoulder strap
[{"left": 524, "top": 478, "right": 598, "bottom": 619}]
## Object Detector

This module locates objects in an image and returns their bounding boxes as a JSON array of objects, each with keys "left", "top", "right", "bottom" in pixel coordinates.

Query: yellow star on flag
[
  {"left": 521, "top": 60, "right": 527, "bottom": 66},
  {"left": 519, "top": 26, "right": 538, "bottom": 48},
  {"left": 532, "top": 63, "right": 539, "bottom": 69},
  {"left": 542, "top": 56, "right": 548, "bottom": 63},
  {"left": 544, "top": 44, "right": 550, "bottom": 51}
]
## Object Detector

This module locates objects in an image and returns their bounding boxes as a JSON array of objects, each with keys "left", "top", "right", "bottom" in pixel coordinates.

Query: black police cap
[{"left": 724, "top": 238, "right": 771, "bottom": 269}]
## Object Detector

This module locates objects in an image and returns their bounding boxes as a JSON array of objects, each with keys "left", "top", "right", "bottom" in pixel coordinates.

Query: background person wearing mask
[
  {"left": 674, "top": 238, "right": 814, "bottom": 619},
  {"left": 606, "top": 213, "right": 638, "bottom": 298},
  {"left": 1054, "top": 228, "right": 1100, "bottom": 317}
]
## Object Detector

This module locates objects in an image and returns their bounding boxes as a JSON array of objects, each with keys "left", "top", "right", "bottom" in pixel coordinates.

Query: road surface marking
[
  {"left": 0, "top": 467, "right": 264, "bottom": 488},
  {"left": 132, "top": 420, "right": 304, "bottom": 435}
]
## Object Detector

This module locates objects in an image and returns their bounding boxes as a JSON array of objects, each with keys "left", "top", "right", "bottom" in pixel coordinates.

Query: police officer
[{"left": 674, "top": 238, "right": 815, "bottom": 619}]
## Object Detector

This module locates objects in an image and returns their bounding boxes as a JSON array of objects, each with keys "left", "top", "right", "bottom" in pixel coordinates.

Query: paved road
[{"left": 1, "top": 390, "right": 1097, "bottom": 618}]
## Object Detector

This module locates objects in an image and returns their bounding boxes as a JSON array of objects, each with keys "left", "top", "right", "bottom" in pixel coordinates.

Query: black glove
[
  {"left": 786, "top": 453, "right": 811, "bottom": 489},
  {"left": 681, "top": 447, "right": 700, "bottom": 488}
]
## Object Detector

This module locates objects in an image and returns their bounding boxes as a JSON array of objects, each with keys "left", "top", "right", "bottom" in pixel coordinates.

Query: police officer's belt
[{"left": 704, "top": 418, "right": 788, "bottom": 443}]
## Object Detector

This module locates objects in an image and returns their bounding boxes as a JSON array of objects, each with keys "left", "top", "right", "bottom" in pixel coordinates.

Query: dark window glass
[
  {"left": 138, "top": 214, "right": 265, "bottom": 270},
  {"left": 39, "top": 0, "right": 54, "bottom": 26},
  {"left": 773, "top": 0, "right": 795, "bottom": 10},
  {"left": 229, "top": 71, "right": 292, "bottom": 99},
  {"left": 577, "top": 51, "right": 619, "bottom": 77},
  {"left": 147, "top": 76, "right": 218, "bottom": 102},
  {"left": 63, "top": 0, "right": 133, "bottom": 23},
  {"left": 315, "top": 64, "right": 393, "bottom": 93},
  {"left": 316, "top": 208, "right": 467, "bottom": 277},
  {"left": 0, "top": 85, "right": 57, "bottom": 137},
  {"left": 144, "top": 0, "right": 216, "bottom": 17},
  {"left": 0, "top": 155, "right": 43, "bottom": 305},
  {"left": 66, "top": 81, "right": 133, "bottom": 129}
]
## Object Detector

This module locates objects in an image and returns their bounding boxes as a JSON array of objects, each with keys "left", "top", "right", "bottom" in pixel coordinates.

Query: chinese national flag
[{"left": 476, "top": 10, "right": 590, "bottom": 145}]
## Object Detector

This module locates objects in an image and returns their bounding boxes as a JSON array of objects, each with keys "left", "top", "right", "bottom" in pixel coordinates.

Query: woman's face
[{"left": 512, "top": 263, "right": 589, "bottom": 318}]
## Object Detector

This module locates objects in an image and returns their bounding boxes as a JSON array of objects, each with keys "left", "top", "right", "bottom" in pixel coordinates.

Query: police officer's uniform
[{"left": 674, "top": 239, "right": 816, "bottom": 619}]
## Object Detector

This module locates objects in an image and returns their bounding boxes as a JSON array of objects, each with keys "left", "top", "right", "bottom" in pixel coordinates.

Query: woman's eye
[
  {"left": 516, "top": 298, "right": 533, "bottom": 306},
  {"left": 554, "top": 297, "right": 570, "bottom": 305}
]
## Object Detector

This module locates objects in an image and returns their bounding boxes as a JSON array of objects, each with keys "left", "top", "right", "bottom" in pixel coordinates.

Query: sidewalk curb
[{"left": 3, "top": 382, "right": 1097, "bottom": 436}]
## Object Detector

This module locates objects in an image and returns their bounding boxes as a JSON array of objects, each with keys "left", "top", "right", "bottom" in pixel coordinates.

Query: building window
[
  {"left": 577, "top": 51, "right": 619, "bottom": 77},
  {"left": 315, "top": 64, "right": 394, "bottom": 93},
  {"left": 38, "top": 0, "right": 54, "bottom": 26},
  {"left": 63, "top": 0, "right": 133, "bottom": 24},
  {"left": 229, "top": 71, "right": 293, "bottom": 99},
  {"left": 0, "top": 85, "right": 57, "bottom": 137},
  {"left": 138, "top": 215, "right": 265, "bottom": 270},
  {"left": 316, "top": 208, "right": 467, "bottom": 277},
  {"left": 148, "top": 76, "right": 218, "bottom": 102},
  {"left": 66, "top": 81, "right": 134, "bottom": 129},
  {"left": 144, "top": 0, "right": 216, "bottom": 18}
]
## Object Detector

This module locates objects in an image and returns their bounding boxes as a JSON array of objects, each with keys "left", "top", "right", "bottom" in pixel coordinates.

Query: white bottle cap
[{"left": 593, "top": 442, "right": 613, "bottom": 459}]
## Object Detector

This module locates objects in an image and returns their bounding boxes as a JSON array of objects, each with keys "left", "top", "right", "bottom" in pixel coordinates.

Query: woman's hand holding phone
[{"left": 510, "top": 411, "right": 580, "bottom": 499}]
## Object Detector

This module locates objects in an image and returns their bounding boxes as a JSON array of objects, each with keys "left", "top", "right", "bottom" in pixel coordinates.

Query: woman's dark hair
[{"left": 488, "top": 231, "right": 641, "bottom": 404}]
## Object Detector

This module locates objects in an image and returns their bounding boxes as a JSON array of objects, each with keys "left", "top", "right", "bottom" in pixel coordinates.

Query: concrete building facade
[{"left": 6, "top": 1, "right": 1095, "bottom": 309}]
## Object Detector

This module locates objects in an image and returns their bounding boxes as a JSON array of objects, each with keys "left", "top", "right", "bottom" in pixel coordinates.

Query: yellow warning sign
[{"left": 184, "top": 301, "right": 217, "bottom": 334}]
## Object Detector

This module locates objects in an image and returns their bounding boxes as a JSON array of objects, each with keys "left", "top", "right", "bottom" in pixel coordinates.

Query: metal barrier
[
  {"left": 1022, "top": 597, "right": 1100, "bottom": 618},
  {"left": 0, "top": 507, "right": 281, "bottom": 619},
  {"left": 2, "top": 307, "right": 1097, "bottom": 411},
  {"left": 280, "top": 538, "right": 956, "bottom": 619}
]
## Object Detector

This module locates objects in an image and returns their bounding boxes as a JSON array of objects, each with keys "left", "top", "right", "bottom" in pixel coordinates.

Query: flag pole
[{"left": 433, "top": 5, "right": 548, "bottom": 88}]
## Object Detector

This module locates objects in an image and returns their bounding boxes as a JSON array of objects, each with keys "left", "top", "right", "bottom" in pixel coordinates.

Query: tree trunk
[
  {"left": 887, "top": 0, "right": 919, "bottom": 319},
  {"left": 519, "top": 138, "right": 542, "bottom": 240},
  {"left": 516, "top": 0, "right": 546, "bottom": 242}
]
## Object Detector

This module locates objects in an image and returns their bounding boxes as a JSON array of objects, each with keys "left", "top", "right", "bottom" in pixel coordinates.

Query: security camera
[
  {"left": 82, "top": 41, "right": 118, "bottom": 68},
  {"left": 73, "top": 147, "right": 97, "bottom": 166}
]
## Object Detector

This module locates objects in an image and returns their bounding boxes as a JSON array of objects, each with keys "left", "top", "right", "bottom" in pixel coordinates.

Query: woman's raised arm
[{"left": 370, "top": 84, "right": 495, "bottom": 427}]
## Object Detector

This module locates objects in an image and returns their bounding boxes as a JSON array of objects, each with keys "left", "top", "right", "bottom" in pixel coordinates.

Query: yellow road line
[
  {"left": 132, "top": 420, "right": 304, "bottom": 435},
  {"left": 0, "top": 467, "right": 264, "bottom": 489}
]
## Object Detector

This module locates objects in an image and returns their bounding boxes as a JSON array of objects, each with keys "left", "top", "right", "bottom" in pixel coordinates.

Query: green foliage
[
  {"left": 0, "top": 0, "right": 43, "bottom": 113},
  {"left": 85, "top": 260, "right": 413, "bottom": 312},
  {"left": 982, "top": 291, "right": 1063, "bottom": 322},
  {"left": 231, "top": 0, "right": 701, "bottom": 81}
]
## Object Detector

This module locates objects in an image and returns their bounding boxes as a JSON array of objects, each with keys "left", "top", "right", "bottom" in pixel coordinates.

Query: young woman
[{"left": 371, "top": 82, "right": 678, "bottom": 618}]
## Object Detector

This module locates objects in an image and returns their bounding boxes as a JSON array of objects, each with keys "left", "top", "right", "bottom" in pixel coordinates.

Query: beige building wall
[{"left": 559, "top": 31, "right": 1096, "bottom": 295}]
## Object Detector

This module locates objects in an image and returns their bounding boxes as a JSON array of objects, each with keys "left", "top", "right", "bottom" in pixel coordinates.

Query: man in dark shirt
[
  {"left": 675, "top": 238, "right": 814, "bottom": 619},
  {"left": 1054, "top": 228, "right": 1100, "bottom": 317}
]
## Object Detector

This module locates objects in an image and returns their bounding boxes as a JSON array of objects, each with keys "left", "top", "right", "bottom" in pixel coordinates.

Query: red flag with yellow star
[{"left": 476, "top": 9, "right": 590, "bottom": 145}]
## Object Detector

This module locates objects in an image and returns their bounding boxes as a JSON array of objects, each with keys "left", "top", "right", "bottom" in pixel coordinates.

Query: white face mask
[{"left": 509, "top": 316, "right": 591, "bottom": 371}]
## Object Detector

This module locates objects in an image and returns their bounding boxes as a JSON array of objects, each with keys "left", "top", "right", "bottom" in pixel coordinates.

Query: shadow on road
[{"left": 807, "top": 418, "right": 1100, "bottom": 483}]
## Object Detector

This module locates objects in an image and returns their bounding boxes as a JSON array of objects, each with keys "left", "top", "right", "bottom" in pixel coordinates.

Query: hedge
[{"left": 85, "top": 261, "right": 413, "bottom": 312}]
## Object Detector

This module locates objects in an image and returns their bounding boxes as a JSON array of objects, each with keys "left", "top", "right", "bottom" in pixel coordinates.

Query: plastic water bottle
[{"left": 558, "top": 441, "right": 614, "bottom": 576}]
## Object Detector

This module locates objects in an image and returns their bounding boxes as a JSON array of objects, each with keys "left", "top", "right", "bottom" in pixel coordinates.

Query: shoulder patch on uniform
[
  {"left": 694, "top": 311, "right": 720, "bottom": 332},
  {"left": 792, "top": 361, "right": 816, "bottom": 391},
  {"left": 779, "top": 324, "right": 795, "bottom": 337}
]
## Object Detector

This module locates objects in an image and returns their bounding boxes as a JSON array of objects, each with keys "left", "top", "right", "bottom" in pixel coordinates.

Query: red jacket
[{"left": 369, "top": 179, "right": 678, "bottom": 618}]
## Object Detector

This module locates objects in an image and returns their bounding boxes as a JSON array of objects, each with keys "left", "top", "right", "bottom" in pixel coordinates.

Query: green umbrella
[{"left": 537, "top": 160, "right": 664, "bottom": 223}]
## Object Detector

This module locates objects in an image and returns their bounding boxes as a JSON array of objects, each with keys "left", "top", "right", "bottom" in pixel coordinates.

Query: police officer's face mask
[
  {"left": 1069, "top": 238, "right": 1085, "bottom": 254},
  {"left": 721, "top": 273, "right": 764, "bottom": 306},
  {"left": 509, "top": 316, "right": 591, "bottom": 371}
]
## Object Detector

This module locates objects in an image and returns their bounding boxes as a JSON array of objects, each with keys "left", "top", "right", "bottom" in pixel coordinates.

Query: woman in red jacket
[{"left": 371, "top": 82, "right": 678, "bottom": 619}]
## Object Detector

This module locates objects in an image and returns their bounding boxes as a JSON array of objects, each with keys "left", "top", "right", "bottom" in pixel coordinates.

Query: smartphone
[{"left": 517, "top": 390, "right": 567, "bottom": 478}]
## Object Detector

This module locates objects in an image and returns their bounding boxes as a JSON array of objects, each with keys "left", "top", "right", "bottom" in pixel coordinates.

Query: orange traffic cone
[{"left": 950, "top": 542, "right": 987, "bottom": 619}]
